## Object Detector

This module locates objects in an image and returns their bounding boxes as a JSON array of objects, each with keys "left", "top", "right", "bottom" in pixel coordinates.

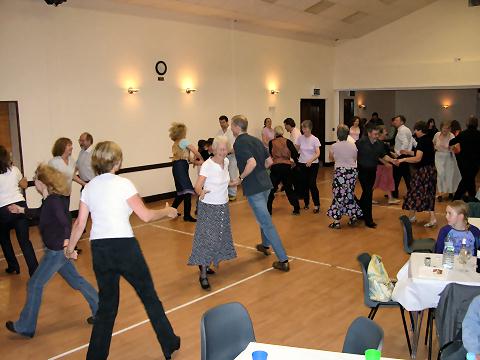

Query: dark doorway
[
  {"left": 344, "top": 98, "right": 354, "bottom": 127},
  {"left": 0, "top": 101, "right": 23, "bottom": 172},
  {"left": 300, "top": 99, "right": 326, "bottom": 163}
]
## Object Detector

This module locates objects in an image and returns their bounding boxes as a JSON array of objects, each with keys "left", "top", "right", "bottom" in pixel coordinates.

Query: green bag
[{"left": 368, "top": 254, "right": 394, "bottom": 302}]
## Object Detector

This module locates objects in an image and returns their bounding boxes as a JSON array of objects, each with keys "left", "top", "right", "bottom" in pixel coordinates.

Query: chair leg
[
  {"left": 428, "top": 310, "right": 434, "bottom": 360},
  {"left": 368, "top": 307, "right": 375, "bottom": 319},
  {"left": 370, "top": 306, "right": 379, "bottom": 320},
  {"left": 400, "top": 306, "right": 412, "bottom": 356},
  {"left": 425, "top": 308, "right": 431, "bottom": 345}
]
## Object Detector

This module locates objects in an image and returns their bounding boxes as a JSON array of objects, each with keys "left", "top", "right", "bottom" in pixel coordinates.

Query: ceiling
[{"left": 73, "top": 0, "right": 439, "bottom": 44}]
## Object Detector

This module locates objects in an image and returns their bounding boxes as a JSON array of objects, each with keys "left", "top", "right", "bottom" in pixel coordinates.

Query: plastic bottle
[
  {"left": 466, "top": 352, "right": 475, "bottom": 360},
  {"left": 442, "top": 233, "right": 455, "bottom": 270}
]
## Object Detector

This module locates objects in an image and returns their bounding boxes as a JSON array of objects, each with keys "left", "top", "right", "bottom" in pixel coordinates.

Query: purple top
[
  {"left": 25, "top": 194, "right": 70, "bottom": 251},
  {"left": 434, "top": 224, "right": 480, "bottom": 255},
  {"left": 296, "top": 134, "right": 321, "bottom": 164},
  {"left": 331, "top": 141, "right": 357, "bottom": 169}
]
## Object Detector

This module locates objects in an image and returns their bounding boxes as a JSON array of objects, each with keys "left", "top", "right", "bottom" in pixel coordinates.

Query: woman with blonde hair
[
  {"left": 189, "top": 136, "right": 239, "bottom": 290},
  {"left": 434, "top": 200, "right": 479, "bottom": 255},
  {"left": 433, "top": 120, "right": 461, "bottom": 201},
  {"left": 5, "top": 164, "right": 98, "bottom": 338},
  {"left": 64, "top": 141, "right": 180, "bottom": 360},
  {"left": 169, "top": 123, "right": 203, "bottom": 222}
]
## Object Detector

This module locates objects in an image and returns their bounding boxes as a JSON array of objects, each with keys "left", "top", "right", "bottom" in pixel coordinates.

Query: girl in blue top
[{"left": 434, "top": 200, "right": 480, "bottom": 255}]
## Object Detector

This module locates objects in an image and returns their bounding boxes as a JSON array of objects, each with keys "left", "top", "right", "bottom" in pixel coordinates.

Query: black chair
[
  {"left": 467, "top": 202, "right": 480, "bottom": 217},
  {"left": 200, "top": 302, "right": 255, "bottom": 360},
  {"left": 399, "top": 215, "right": 436, "bottom": 254},
  {"left": 357, "top": 252, "right": 412, "bottom": 355},
  {"left": 342, "top": 316, "right": 384, "bottom": 354}
]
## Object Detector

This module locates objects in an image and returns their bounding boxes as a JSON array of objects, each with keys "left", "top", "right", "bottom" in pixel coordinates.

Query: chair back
[
  {"left": 357, "top": 253, "right": 377, "bottom": 308},
  {"left": 467, "top": 202, "right": 480, "bottom": 218},
  {"left": 342, "top": 316, "right": 384, "bottom": 354},
  {"left": 200, "top": 302, "right": 255, "bottom": 360},
  {"left": 435, "top": 283, "right": 480, "bottom": 349},
  {"left": 399, "top": 215, "right": 414, "bottom": 253}
]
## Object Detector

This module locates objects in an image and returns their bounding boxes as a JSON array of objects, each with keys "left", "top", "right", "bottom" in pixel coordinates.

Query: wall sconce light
[
  {"left": 441, "top": 104, "right": 450, "bottom": 109},
  {"left": 185, "top": 88, "right": 197, "bottom": 94},
  {"left": 127, "top": 87, "right": 139, "bottom": 94},
  {"left": 270, "top": 89, "right": 280, "bottom": 95},
  {"left": 358, "top": 104, "right": 366, "bottom": 109}
]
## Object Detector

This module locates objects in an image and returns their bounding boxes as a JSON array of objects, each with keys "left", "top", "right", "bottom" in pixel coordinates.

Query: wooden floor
[{"left": 0, "top": 168, "right": 463, "bottom": 360}]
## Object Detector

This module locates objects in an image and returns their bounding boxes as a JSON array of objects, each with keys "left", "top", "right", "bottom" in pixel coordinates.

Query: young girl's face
[{"left": 445, "top": 206, "right": 464, "bottom": 226}]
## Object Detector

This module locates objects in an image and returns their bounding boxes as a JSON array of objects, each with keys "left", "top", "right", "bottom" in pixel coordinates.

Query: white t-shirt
[
  {"left": 216, "top": 126, "right": 236, "bottom": 149},
  {"left": 49, "top": 156, "right": 76, "bottom": 193},
  {"left": 199, "top": 157, "right": 230, "bottom": 205},
  {"left": 0, "top": 166, "right": 25, "bottom": 207},
  {"left": 289, "top": 127, "right": 301, "bottom": 144},
  {"left": 81, "top": 173, "right": 138, "bottom": 240},
  {"left": 296, "top": 134, "right": 321, "bottom": 164}
]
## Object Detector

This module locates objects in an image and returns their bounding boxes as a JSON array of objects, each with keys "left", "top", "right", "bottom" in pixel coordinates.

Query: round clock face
[{"left": 155, "top": 61, "right": 167, "bottom": 76}]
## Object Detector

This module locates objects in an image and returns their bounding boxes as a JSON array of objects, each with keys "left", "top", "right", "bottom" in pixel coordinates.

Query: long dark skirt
[
  {"left": 403, "top": 165, "right": 437, "bottom": 212},
  {"left": 327, "top": 167, "right": 363, "bottom": 221},
  {"left": 172, "top": 159, "right": 194, "bottom": 195},
  {"left": 188, "top": 202, "right": 236, "bottom": 267}
]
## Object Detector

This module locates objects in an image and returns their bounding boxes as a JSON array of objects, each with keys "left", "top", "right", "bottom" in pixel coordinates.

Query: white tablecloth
[
  {"left": 392, "top": 253, "right": 480, "bottom": 311},
  {"left": 234, "top": 342, "right": 402, "bottom": 360}
]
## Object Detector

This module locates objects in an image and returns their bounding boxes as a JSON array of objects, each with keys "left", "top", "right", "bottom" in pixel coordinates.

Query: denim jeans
[
  {"left": 247, "top": 190, "right": 288, "bottom": 262},
  {"left": 87, "top": 237, "right": 178, "bottom": 360},
  {"left": 14, "top": 248, "right": 98, "bottom": 335}
]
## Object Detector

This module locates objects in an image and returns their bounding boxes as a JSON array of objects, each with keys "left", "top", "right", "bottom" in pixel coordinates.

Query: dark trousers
[
  {"left": 172, "top": 193, "right": 192, "bottom": 219},
  {"left": 88, "top": 237, "right": 178, "bottom": 360},
  {"left": 299, "top": 163, "right": 320, "bottom": 207},
  {"left": 358, "top": 166, "right": 377, "bottom": 224},
  {"left": 267, "top": 163, "right": 300, "bottom": 214},
  {"left": 0, "top": 201, "right": 38, "bottom": 276},
  {"left": 393, "top": 159, "right": 411, "bottom": 199},
  {"left": 454, "top": 162, "right": 479, "bottom": 200}
]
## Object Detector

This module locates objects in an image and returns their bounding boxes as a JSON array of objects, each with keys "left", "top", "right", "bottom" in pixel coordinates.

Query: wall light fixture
[
  {"left": 270, "top": 89, "right": 280, "bottom": 95},
  {"left": 127, "top": 87, "right": 139, "bottom": 94},
  {"left": 185, "top": 88, "right": 197, "bottom": 94},
  {"left": 358, "top": 104, "right": 366, "bottom": 109}
]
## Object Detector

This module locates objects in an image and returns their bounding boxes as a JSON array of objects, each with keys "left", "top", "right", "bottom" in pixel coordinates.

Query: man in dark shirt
[
  {"left": 231, "top": 115, "right": 290, "bottom": 272},
  {"left": 356, "top": 123, "right": 397, "bottom": 228},
  {"left": 450, "top": 116, "right": 480, "bottom": 201}
]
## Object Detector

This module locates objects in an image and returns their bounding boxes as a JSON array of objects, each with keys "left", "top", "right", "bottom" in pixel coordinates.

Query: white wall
[
  {"left": 334, "top": 0, "right": 480, "bottom": 90},
  {"left": 0, "top": 0, "right": 334, "bottom": 208}
]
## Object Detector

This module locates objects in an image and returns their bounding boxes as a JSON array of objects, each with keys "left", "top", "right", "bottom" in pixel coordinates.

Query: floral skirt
[
  {"left": 374, "top": 164, "right": 394, "bottom": 192},
  {"left": 327, "top": 167, "right": 363, "bottom": 221},
  {"left": 188, "top": 202, "right": 237, "bottom": 267},
  {"left": 403, "top": 165, "right": 437, "bottom": 212}
]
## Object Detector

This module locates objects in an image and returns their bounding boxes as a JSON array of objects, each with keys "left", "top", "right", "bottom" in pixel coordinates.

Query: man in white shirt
[
  {"left": 283, "top": 118, "right": 301, "bottom": 144},
  {"left": 76, "top": 132, "right": 95, "bottom": 187},
  {"left": 392, "top": 115, "right": 416, "bottom": 199},
  {"left": 216, "top": 115, "right": 239, "bottom": 200}
]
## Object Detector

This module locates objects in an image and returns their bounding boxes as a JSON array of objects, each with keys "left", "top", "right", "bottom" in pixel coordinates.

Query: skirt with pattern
[
  {"left": 326, "top": 167, "right": 363, "bottom": 221},
  {"left": 188, "top": 201, "right": 237, "bottom": 267},
  {"left": 403, "top": 164, "right": 437, "bottom": 212}
]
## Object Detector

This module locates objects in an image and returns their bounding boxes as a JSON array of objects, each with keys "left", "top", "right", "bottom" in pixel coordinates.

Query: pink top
[
  {"left": 349, "top": 126, "right": 361, "bottom": 141},
  {"left": 331, "top": 141, "right": 357, "bottom": 169},
  {"left": 262, "top": 127, "right": 275, "bottom": 147},
  {"left": 296, "top": 134, "right": 321, "bottom": 164}
]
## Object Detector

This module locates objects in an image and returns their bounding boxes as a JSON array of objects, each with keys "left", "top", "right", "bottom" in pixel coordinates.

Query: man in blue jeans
[{"left": 231, "top": 114, "right": 290, "bottom": 272}]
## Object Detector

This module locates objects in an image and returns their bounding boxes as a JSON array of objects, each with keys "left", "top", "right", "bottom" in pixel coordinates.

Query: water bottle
[
  {"left": 442, "top": 233, "right": 455, "bottom": 269},
  {"left": 466, "top": 352, "right": 475, "bottom": 360}
]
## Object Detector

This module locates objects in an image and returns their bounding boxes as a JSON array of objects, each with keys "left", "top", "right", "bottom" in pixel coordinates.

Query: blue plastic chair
[{"left": 342, "top": 316, "right": 384, "bottom": 354}]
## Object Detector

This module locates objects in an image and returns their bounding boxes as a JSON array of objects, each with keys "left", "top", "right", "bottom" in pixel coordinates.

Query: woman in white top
[
  {"left": 349, "top": 116, "right": 362, "bottom": 141},
  {"left": 65, "top": 141, "right": 180, "bottom": 360},
  {"left": 326, "top": 125, "right": 363, "bottom": 229},
  {"left": 262, "top": 117, "right": 275, "bottom": 148},
  {"left": 0, "top": 145, "right": 38, "bottom": 276},
  {"left": 433, "top": 121, "right": 461, "bottom": 201},
  {"left": 188, "top": 136, "right": 239, "bottom": 290},
  {"left": 295, "top": 120, "right": 321, "bottom": 213}
]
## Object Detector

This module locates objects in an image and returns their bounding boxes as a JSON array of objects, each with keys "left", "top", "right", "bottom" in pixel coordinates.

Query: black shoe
[
  {"left": 5, "top": 321, "right": 33, "bottom": 338},
  {"left": 87, "top": 316, "right": 95, "bottom": 325},
  {"left": 292, "top": 209, "right": 300, "bottom": 215},
  {"left": 166, "top": 336, "right": 181, "bottom": 360},
  {"left": 256, "top": 244, "right": 271, "bottom": 256},
  {"left": 272, "top": 261, "right": 290, "bottom": 272},
  {"left": 5, "top": 267, "right": 20, "bottom": 275},
  {"left": 177, "top": 212, "right": 182, "bottom": 217},
  {"left": 199, "top": 277, "right": 210, "bottom": 290},
  {"left": 313, "top": 206, "right": 320, "bottom": 214},
  {"left": 437, "top": 195, "right": 443, "bottom": 202},
  {"left": 348, "top": 218, "right": 357, "bottom": 226},
  {"left": 303, "top": 205, "right": 309, "bottom": 210},
  {"left": 183, "top": 216, "right": 197, "bottom": 222},
  {"left": 198, "top": 265, "right": 215, "bottom": 275},
  {"left": 328, "top": 222, "right": 341, "bottom": 229},
  {"left": 448, "top": 193, "right": 454, "bottom": 200},
  {"left": 365, "top": 222, "right": 377, "bottom": 228}
]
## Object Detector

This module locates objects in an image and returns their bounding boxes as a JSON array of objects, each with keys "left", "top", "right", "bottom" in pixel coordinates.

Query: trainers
[
  {"left": 256, "top": 244, "right": 271, "bottom": 256},
  {"left": 5, "top": 321, "right": 33, "bottom": 338},
  {"left": 272, "top": 261, "right": 290, "bottom": 272},
  {"left": 388, "top": 199, "right": 401, "bottom": 205},
  {"left": 424, "top": 221, "right": 437, "bottom": 228}
]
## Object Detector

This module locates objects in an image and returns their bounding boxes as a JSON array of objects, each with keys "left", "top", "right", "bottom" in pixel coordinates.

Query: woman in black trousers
[
  {"left": 0, "top": 145, "right": 38, "bottom": 276},
  {"left": 65, "top": 141, "right": 180, "bottom": 360}
]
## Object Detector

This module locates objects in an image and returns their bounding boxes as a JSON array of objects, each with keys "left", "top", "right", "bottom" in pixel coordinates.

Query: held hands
[
  {"left": 164, "top": 202, "right": 179, "bottom": 218},
  {"left": 306, "top": 161, "right": 312, "bottom": 168},
  {"left": 63, "top": 241, "right": 78, "bottom": 260},
  {"left": 7, "top": 204, "right": 24, "bottom": 214}
]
